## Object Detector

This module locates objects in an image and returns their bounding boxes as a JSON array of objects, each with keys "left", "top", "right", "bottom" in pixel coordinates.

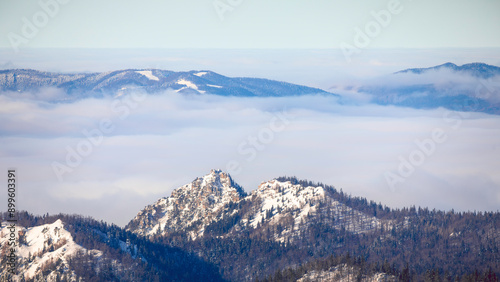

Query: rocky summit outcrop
[
  {"left": 126, "top": 169, "right": 246, "bottom": 239},
  {"left": 127, "top": 170, "right": 382, "bottom": 243}
]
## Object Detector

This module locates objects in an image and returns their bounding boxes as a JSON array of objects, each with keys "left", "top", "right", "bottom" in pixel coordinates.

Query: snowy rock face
[
  {"left": 127, "top": 169, "right": 246, "bottom": 239},
  {"left": 245, "top": 179, "right": 327, "bottom": 229},
  {"left": 235, "top": 179, "right": 381, "bottom": 243},
  {"left": 0, "top": 219, "right": 95, "bottom": 281},
  {"left": 127, "top": 171, "right": 382, "bottom": 242},
  {"left": 297, "top": 264, "right": 396, "bottom": 282}
]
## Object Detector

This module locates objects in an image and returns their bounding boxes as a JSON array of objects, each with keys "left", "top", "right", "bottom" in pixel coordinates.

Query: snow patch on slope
[
  {"left": 298, "top": 264, "right": 396, "bottom": 282},
  {"left": 207, "top": 84, "right": 223, "bottom": 88},
  {"left": 136, "top": 70, "right": 159, "bottom": 81},
  {"left": 177, "top": 79, "right": 198, "bottom": 90},
  {"left": 194, "top": 72, "right": 208, "bottom": 77},
  {"left": 175, "top": 79, "right": 205, "bottom": 93}
]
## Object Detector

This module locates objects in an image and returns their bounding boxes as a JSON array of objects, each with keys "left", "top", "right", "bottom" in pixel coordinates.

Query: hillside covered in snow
[
  {"left": 0, "top": 69, "right": 330, "bottom": 98},
  {"left": 126, "top": 170, "right": 500, "bottom": 281},
  {"left": 1, "top": 170, "right": 499, "bottom": 281}
]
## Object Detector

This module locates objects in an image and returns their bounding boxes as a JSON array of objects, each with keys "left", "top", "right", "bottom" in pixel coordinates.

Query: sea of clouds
[{"left": 1, "top": 88, "right": 499, "bottom": 226}]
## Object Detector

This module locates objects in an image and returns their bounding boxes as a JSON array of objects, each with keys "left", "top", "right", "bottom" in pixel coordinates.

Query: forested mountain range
[
  {"left": 360, "top": 62, "right": 500, "bottom": 114},
  {"left": 2, "top": 63, "right": 499, "bottom": 115},
  {"left": 0, "top": 69, "right": 329, "bottom": 98},
  {"left": 2, "top": 170, "right": 498, "bottom": 281},
  {"left": 0, "top": 212, "right": 223, "bottom": 281}
]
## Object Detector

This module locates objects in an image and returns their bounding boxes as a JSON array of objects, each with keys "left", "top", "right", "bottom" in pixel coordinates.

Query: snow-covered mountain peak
[
  {"left": 172, "top": 169, "right": 245, "bottom": 200},
  {"left": 253, "top": 179, "right": 326, "bottom": 207},
  {"left": 127, "top": 173, "right": 382, "bottom": 242},
  {"left": 229, "top": 178, "right": 381, "bottom": 242},
  {"left": 0, "top": 219, "right": 97, "bottom": 281},
  {"left": 127, "top": 169, "right": 245, "bottom": 238},
  {"left": 243, "top": 179, "right": 327, "bottom": 230}
]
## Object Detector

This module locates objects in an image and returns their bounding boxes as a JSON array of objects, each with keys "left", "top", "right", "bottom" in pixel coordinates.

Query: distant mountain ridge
[
  {"left": 0, "top": 68, "right": 330, "bottom": 97},
  {"left": 362, "top": 62, "right": 500, "bottom": 114},
  {"left": 396, "top": 62, "right": 500, "bottom": 78},
  {"left": 3, "top": 64, "right": 499, "bottom": 115}
]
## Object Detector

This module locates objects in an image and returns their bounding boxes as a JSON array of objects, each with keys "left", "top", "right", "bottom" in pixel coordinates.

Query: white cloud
[
  {"left": 1, "top": 90, "right": 499, "bottom": 226},
  {"left": 346, "top": 68, "right": 500, "bottom": 104}
]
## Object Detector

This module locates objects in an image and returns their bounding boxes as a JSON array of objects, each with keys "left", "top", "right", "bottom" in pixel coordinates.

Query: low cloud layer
[
  {"left": 1, "top": 90, "right": 499, "bottom": 226},
  {"left": 331, "top": 68, "right": 500, "bottom": 105}
]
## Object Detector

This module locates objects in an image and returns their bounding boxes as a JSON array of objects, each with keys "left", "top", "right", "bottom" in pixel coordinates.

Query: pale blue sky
[{"left": 1, "top": 0, "right": 499, "bottom": 49}]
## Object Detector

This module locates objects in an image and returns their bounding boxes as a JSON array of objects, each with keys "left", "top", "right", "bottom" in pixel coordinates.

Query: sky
[
  {"left": 0, "top": 0, "right": 500, "bottom": 49},
  {"left": 0, "top": 0, "right": 499, "bottom": 226}
]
